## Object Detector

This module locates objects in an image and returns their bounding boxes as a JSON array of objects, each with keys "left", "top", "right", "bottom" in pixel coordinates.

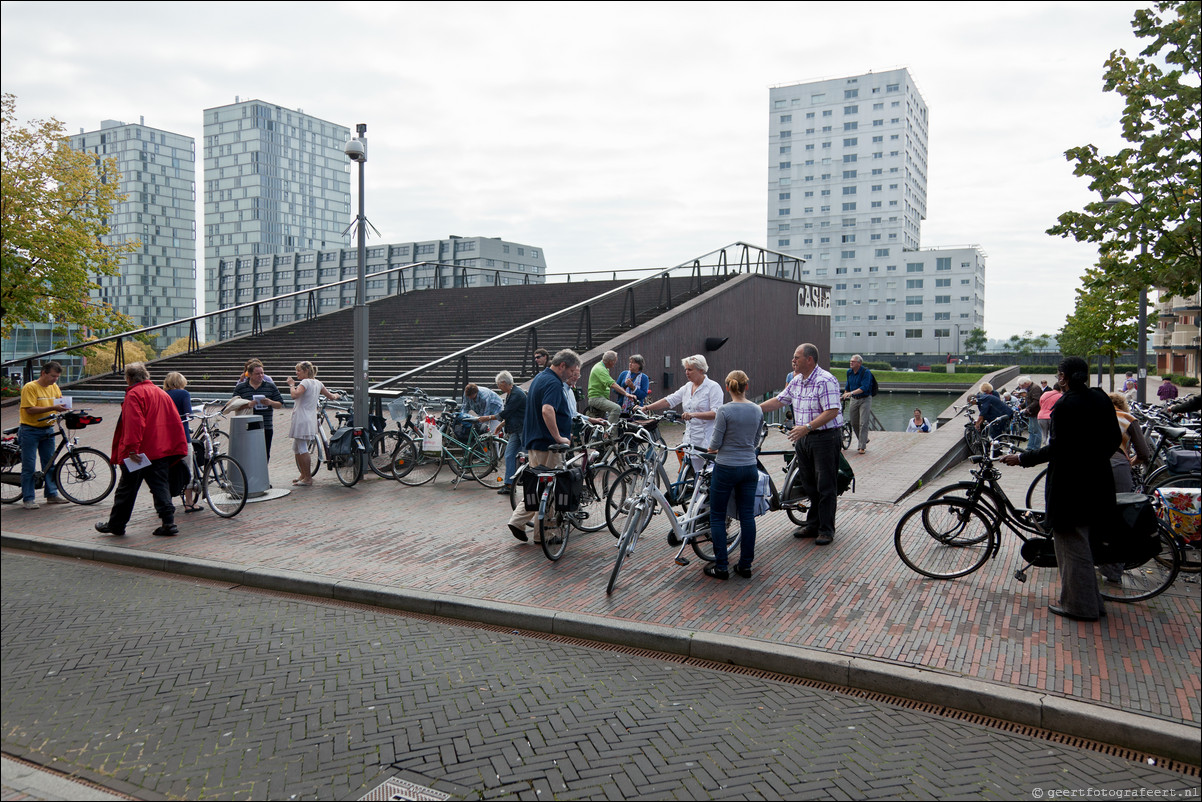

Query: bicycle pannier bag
[
  {"left": 555, "top": 466, "right": 586, "bottom": 512},
  {"left": 1090, "top": 492, "right": 1160, "bottom": 565},
  {"left": 522, "top": 469, "right": 543, "bottom": 512},
  {"left": 837, "top": 453, "right": 855, "bottom": 495},
  {"left": 1165, "top": 448, "right": 1200, "bottom": 474},
  {"left": 328, "top": 426, "right": 355, "bottom": 458},
  {"left": 727, "top": 469, "right": 773, "bottom": 518}
]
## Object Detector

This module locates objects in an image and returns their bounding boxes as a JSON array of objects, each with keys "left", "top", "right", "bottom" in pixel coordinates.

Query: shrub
[{"left": 74, "top": 340, "right": 156, "bottom": 376}]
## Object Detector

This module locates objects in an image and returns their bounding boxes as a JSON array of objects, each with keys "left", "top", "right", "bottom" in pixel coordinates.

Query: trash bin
[{"left": 227, "top": 414, "right": 270, "bottom": 498}]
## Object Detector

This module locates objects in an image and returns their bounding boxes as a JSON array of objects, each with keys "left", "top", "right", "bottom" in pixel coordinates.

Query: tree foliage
[
  {"left": 1058, "top": 263, "right": 1154, "bottom": 389},
  {"left": 963, "top": 327, "right": 988, "bottom": 356},
  {"left": 161, "top": 336, "right": 210, "bottom": 358},
  {"left": 1047, "top": 1, "right": 1200, "bottom": 299},
  {"left": 73, "top": 338, "right": 155, "bottom": 377},
  {"left": 1, "top": 93, "right": 137, "bottom": 338}
]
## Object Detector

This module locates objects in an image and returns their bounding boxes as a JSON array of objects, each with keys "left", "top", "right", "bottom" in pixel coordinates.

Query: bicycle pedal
[
  {"left": 1014, "top": 569, "right": 1028, "bottom": 582},
  {"left": 675, "top": 556, "right": 690, "bottom": 566}
]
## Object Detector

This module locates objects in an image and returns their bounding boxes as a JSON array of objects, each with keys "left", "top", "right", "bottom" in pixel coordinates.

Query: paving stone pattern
[
  {"left": 2, "top": 552, "right": 1195, "bottom": 800},
  {"left": 2, "top": 402, "right": 1198, "bottom": 728}
]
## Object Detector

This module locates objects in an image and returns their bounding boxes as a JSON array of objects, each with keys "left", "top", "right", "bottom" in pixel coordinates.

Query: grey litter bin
[{"left": 227, "top": 414, "right": 270, "bottom": 497}]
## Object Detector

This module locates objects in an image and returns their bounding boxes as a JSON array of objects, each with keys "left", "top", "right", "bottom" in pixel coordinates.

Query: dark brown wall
[{"left": 581, "top": 274, "right": 831, "bottom": 402}]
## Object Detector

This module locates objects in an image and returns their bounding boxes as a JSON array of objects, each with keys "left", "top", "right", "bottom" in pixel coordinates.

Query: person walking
[
  {"left": 506, "top": 350, "right": 580, "bottom": 542},
  {"left": 95, "top": 363, "right": 189, "bottom": 538},
  {"left": 17, "top": 360, "right": 70, "bottom": 510},
  {"left": 1002, "top": 357, "right": 1120, "bottom": 621},
  {"left": 759, "top": 343, "right": 843, "bottom": 546},
  {"left": 841, "top": 354, "right": 874, "bottom": 454},
  {"left": 703, "top": 370, "right": 764, "bottom": 580}
]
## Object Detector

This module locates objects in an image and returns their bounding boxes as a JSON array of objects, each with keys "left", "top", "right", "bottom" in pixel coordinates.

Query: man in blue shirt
[
  {"left": 841, "top": 354, "right": 874, "bottom": 454},
  {"left": 461, "top": 383, "right": 504, "bottom": 438},
  {"left": 506, "top": 349, "right": 581, "bottom": 542},
  {"left": 974, "top": 382, "right": 1013, "bottom": 439}
]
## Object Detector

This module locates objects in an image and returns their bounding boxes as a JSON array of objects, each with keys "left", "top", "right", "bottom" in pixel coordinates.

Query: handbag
[
  {"left": 421, "top": 415, "right": 443, "bottom": 454},
  {"left": 727, "top": 470, "right": 772, "bottom": 518}
]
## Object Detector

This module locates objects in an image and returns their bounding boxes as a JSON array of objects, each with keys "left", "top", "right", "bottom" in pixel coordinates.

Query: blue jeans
[
  {"left": 708, "top": 462, "right": 759, "bottom": 571},
  {"left": 504, "top": 433, "right": 521, "bottom": 485},
  {"left": 1026, "top": 418, "right": 1042, "bottom": 451},
  {"left": 19, "top": 424, "right": 59, "bottom": 502}
]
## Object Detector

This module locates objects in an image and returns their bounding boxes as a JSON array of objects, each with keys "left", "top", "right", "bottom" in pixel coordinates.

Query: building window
[
  {"left": 875, "top": 248, "right": 889, "bottom": 257},
  {"left": 777, "top": 239, "right": 790, "bottom": 247},
  {"left": 841, "top": 250, "right": 855, "bottom": 259},
  {"left": 779, "top": 208, "right": 790, "bottom": 216},
  {"left": 843, "top": 122, "right": 858, "bottom": 131},
  {"left": 935, "top": 295, "right": 951, "bottom": 304},
  {"left": 906, "top": 262, "right": 924, "bottom": 272},
  {"left": 906, "top": 296, "right": 923, "bottom": 306},
  {"left": 780, "top": 114, "right": 792, "bottom": 123},
  {"left": 906, "top": 279, "right": 923, "bottom": 289},
  {"left": 936, "top": 278, "right": 951, "bottom": 287},
  {"left": 905, "top": 329, "right": 922, "bottom": 338},
  {"left": 936, "top": 257, "right": 952, "bottom": 270}
]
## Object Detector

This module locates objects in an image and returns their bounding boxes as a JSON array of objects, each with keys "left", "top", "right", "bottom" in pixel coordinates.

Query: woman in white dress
[
  {"left": 286, "top": 361, "right": 340, "bottom": 486},
  {"left": 637, "top": 354, "right": 724, "bottom": 471}
]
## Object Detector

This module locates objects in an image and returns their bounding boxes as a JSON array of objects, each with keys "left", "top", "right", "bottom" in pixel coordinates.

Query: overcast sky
[{"left": 1, "top": 1, "right": 1148, "bottom": 340}]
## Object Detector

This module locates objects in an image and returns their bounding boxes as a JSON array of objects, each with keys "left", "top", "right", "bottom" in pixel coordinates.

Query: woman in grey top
[{"left": 704, "top": 370, "right": 764, "bottom": 580}]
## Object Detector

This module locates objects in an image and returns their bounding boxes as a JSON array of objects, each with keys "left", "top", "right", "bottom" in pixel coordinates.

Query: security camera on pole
[{"left": 344, "top": 124, "right": 372, "bottom": 465}]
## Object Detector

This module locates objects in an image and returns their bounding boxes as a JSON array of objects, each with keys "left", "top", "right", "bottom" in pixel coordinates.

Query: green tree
[
  {"left": 963, "top": 327, "right": 987, "bottom": 357},
  {"left": 1058, "top": 264, "right": 1151, "bottom": 389},
  {"left": 1, "top": 93, "right": 137, "bottom": 337},
  {"left": 1047, "top": 1, "right": 1200, "bottom": 300}
]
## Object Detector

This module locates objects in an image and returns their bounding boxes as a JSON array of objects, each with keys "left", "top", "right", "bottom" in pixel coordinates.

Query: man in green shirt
[{"left": 585, "top": 350, "right": 636, "bottom": 424}]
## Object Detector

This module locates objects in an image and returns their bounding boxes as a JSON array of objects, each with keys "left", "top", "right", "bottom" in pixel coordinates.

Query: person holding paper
[
  {"left": 95, "top": 363, "right": 188, "bottom": 538},
  {"left": 232, "top": 359, "right": 285, "bottom": 459},
  {"left": 18, "top": 360, "right": 70, "bottom": 509}
]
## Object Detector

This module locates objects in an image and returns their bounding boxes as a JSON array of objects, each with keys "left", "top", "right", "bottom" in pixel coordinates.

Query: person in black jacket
[{"left": 1002, "top": 356, "right": 1121, "bottom": 621}]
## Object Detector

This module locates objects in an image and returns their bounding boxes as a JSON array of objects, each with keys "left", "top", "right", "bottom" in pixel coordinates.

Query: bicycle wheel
[
  {"left": 607, "top": 500, "right": 651, "bottom": 595},
  {"left": 690, "top": 515, "right": 742, "bottom": 563},
  {"left": 894, "top": 499, "right": 996, "bottom": 579},
  {"left": 577, "top": 463, "right": 621, "bottom": 533},
  {"left": 922, "top": 484, "right": 997, "bottom": 544},
  {"left": 54, "top": 446, "right": 115, "bottom": 505},
  {"left": 606, "top": 467, "right": 644, "bottom": 538},
  {"left": 1, "top": 460, "right": 23, "bottom": 504},
  {"left": 1145, "top": 469, "right": 1201, "bottom": 493},
  {"left": 1099, "top": 520, "right": 1180, "bottom": 602},
  {"left": 841, "top": 423, "right": 852, "bottom": 451},
  {"left": 469, "top": 436, "right": 503, "bottom": 488},
  {"left": 202, "top": 455, "right": 247, "bottom": 518},
  {"left": 367, "top": 430, "right": 402, "bottom": 479},
  {"left": 305, "top": 438, "right": 322, "bottom": 476},
  {"left": 539, "top": 501, "right": 570, "bottom": 561},
  {"left": 395, "top": 440, "right": 442, "bottom": 486},
  {"left": 333, "top": 449, "right": 363, "bottom": 487},
  {"left": 1025, "top": 467, "right": 1048, "bottom": 511}
]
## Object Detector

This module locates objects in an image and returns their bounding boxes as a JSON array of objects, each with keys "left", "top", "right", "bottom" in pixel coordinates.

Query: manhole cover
[{"left": 359, "top": 777, "right": 451, "bottom": 801}]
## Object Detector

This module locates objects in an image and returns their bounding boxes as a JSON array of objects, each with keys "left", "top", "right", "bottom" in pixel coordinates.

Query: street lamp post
[{"left": 346, "top": 125, "right": 369, "bottom": 459}]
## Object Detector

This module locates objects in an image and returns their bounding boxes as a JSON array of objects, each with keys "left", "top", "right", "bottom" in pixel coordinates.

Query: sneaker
[
  {"left": 21, "top": 500, "right": 39, "bottom": 510},
  {"left": 45, "top": 495, "right": 69, "bottom": 505}
]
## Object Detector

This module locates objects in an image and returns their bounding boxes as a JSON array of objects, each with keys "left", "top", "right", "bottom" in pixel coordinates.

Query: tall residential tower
[
  {"left": 203, "top": 99, "right": 350, "bottom": 339},
  {"left": 768, "top": 68, "right": 985, "bottom": 356}
]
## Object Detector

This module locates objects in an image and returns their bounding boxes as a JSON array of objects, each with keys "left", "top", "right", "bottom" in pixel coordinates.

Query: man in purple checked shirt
[{"left": 760, "top": 343, "right": 844, "bottom": 545}]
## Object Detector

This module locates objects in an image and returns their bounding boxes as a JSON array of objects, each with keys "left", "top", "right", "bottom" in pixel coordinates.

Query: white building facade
[
  {"left": 768, "top": 68, "right": 985, "bottom": 356},
  {"left": 203, "top": 99, "right": 351, "bottom": 338}
]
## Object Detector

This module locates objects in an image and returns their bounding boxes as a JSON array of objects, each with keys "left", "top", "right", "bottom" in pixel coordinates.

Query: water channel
[{"left": 864, "top": 390, "right": 964, "bottom": 431}]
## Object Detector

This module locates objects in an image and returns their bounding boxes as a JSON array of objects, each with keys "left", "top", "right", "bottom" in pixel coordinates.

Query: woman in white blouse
[{"left": 637, "top": 354, "right": 724, "bottom": 470}]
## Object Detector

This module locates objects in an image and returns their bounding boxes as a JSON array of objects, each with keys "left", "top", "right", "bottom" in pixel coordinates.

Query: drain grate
[{"left": 359, "top": 776, "right": 450, "bottom": 801}]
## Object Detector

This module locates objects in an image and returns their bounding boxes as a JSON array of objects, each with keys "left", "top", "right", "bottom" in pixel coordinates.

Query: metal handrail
[{"left": 368, "top": 242, "right": 806, "bottom": 397}]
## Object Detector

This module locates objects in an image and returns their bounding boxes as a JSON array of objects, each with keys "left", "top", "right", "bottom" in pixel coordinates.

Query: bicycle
[
  {"left": 390, "top": 391, "right": 454, "bottom": 487},
  {"left": 517, "top": 442, "right": 622, "bottom": 560},
  {"left": 507, "top": 421, "right": 622, "bottom": 525},
  {"left": 894, "top": 449, "right": 1181, "bottom": 602},
  {"left": 180, "top": 401, "right": 248, "bottom": 517},
  {"left": 952, "top": 403, "right": 1025, "bottom": 458},
  {"left": 1, "top": 410, "right": 115, "bottom": 506},
  {"left": 303, "top": 394, "right": 367, "bottom": 487},
  {"left": 604, "top": 411, "right": 699, "bottom": 538},
  {"left": 606, "top": 432, "right": 740, "bottom": 595},
  {"left": 338, "top": 391, "right": 413, "bottom": 481}
]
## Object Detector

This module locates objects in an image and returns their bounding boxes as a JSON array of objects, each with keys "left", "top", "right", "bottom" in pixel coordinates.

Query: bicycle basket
[
  {"left": 1154, "top": 487, "right": 1200, "bottom": 545},
  {"left": 65, "top": 411, "right": 102, "bottom": 429}
]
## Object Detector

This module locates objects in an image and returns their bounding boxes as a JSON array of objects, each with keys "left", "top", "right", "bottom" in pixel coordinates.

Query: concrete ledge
[
  {"left": 333, "top": 579, "right": 440, "bottom": 613},
  {"left": 690, "top": 632, "right": 852, "bottom": 687},
  {"left": 241, "top": 566, "right": 335, "bottom": 598},
  {"left": 1041, "top": 694, "right": 1202, "bottom": 767},
  {"left": 1, "top": 532, "right": 95, "bottom": 560},
  {"left": 163, "top": 554, "right": 247, "bottom": 585},
  {"left": 554, "top": 611, "right": 692, "bottom": 656},
  {"left": 435, "top": 594, "right": 555, "bottom": 633}
]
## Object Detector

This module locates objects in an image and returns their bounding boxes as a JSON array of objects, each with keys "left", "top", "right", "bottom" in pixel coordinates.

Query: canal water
[{"left": 866, "top": 390, "right": 963, "bottom": 431}]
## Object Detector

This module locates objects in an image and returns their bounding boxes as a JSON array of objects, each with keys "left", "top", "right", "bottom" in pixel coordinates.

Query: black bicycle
[{"left": 1, "top": 410, "right": 116, "bottom": 506}]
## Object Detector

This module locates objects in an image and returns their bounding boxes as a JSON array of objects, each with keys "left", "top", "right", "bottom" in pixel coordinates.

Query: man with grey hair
[
  {"left": 1015, "top": 376, "right": 1043, "bottom": 450},
  {"left": 586, "top": 350, "right": 636, "bottom": 423},
  {"left": 507, "top": 349, "right": 580, "bottom": 541},
  {"left": 485, "top": 370, "right": 526, "bottom": 495},
  {"left": 840, "top": 354, "right": 874, "bottom": 454},
  {"left": 95, "top": 363, "right": 189, "bottom": 538}
]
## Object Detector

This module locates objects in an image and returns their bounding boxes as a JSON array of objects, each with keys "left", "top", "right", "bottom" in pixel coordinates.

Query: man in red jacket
[{"left": 96, "top": 363, "right": 189, "bottom": 537}]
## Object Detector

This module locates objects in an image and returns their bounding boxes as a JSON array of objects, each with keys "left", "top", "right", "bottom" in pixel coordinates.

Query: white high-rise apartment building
[
  {"left": 768, "top": 68, "right": 985, "bottom": 356},
  {"left": 203, "top": 99, "right": 351, "bottom": 339}
]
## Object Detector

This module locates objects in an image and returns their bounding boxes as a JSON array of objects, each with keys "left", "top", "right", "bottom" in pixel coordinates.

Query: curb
[{"left": 3, "top": 530, "right": 1199, "bottom": 767}]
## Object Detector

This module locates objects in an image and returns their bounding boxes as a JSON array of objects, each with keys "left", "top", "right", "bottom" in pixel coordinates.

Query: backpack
[
  {"left": 837, "top": 453, "right": 856, "bottom": 495},
  {"left": 868, "top": 371, "right": 879, "bottom": 397}
]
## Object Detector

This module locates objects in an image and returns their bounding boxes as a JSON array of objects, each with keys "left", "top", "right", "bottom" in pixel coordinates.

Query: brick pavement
[
  {"left": 3, "top": 552, "right": 1196, "bottom": 800},
  {"left": 2, "top": 401, "right": 1199, "bottom": 758}
]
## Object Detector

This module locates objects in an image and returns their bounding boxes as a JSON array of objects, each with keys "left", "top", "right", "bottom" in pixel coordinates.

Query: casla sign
[{"left": 796, "top": 284, "right": 831, "bottom": 317}]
